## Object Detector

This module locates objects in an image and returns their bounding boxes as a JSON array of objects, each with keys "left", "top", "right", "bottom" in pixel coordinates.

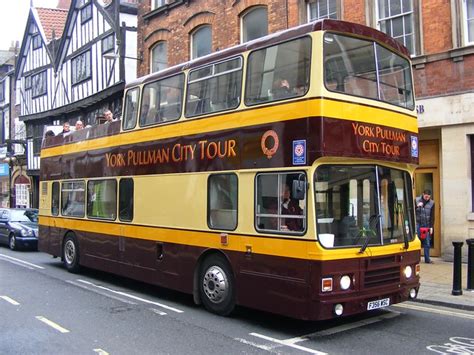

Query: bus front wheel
[
  {"left": 63, "top": 234, "right": 80, "bottom": 273},
  {"left": 199, "top": 254, "right": 235, "bottom": 316}
]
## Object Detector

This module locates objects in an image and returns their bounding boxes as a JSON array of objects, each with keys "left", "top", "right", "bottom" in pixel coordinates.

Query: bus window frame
[
  {"left": 254, "top": 171, "right": 308, "bottom": 236},
  {"left": 61, "top": 180, "right": 86, "bottom": 218},
  {"left": 244, "top": 35, "right": 312, "bottom": 107},
  {"left": 323, "top": 32, "right": 415, "bottom": 111},
  {"left": 207, "top": 173, "right": 238, "bottom": 231},
  {"left": 122, "top": 87, "right": 141, "bottom": 131},
  {"left": 86, "top": 178, "right": 118, "bottom": 221},
  {"left": 51, "top": 181, "right": 60, "bottom": 216},
  {"left": 184, "top": 56, "right": 243, "bottom": 118},
  {"left": 139, "top": 73, "right": 185, "bottom": 128},
  {"left": 119, "top": 177, "right": 134, "bottom": 222}
]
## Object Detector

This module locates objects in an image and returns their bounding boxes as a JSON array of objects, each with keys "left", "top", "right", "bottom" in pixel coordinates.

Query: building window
[
  {"left": 71, "top": 50, "right": 91, "bottom": 85},
  {"left": 191, "top": 25, "right": 212, "bottom": 60},
  {"left": 241, "top": 7, "right": 268, "bottom": 43},
  {"left": 255, "top": 172, "right": 307, "bottom": 234},
  {"left": 32, "top": 71, "right": 47, "bottom": 98},
  {"left": 87, "top": 179, "right": 117, "bottom": 220},
  {"left": 151, "top": 41, "right": 167, "bottom": 73},
  {"left": 152, "top": 0, "right": 167, "bottom": 10},
  {"left": 377, "top": 0, "right": 415, "bottom": 54},
  {"left": 208, "top": 174, "right": 238, "bottom": 230},
  {"left": 308, "top": 0, "right": 337, "bottom": 21},
  {"left": 119, "top": 178, "right": 134, "bottom": 222},
  {"left": 463, "top": 0, "right": 474, "bottom": 44},
  {"left": 61, "top": 181, "right": 85, "bottom": 217},
  {"left": 32, "top": 34, "right": 42, "bottom": 50},
  {"left": 81, "top": 3, "right": 92, "bottom": 23},
  {"left": 0, "top": 81, "right": 4, "bottom": 102},
  {"left": 25, "top": 76, "right": 32, "bottom": 90},
  {"left": 102, "top": 34, "right": 114, "bottom": 53}
]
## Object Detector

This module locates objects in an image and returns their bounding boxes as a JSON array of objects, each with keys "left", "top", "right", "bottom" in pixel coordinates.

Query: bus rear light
[
  {"left": 322, "top": 277, "right": 333, "bottom": 292},
  {"left": 415, "top": 264, "right": 420, "bottom": 276}
]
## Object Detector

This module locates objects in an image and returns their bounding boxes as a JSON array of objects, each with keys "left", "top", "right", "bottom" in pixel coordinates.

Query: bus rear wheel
[
  {"left": 199, "top": 254, "right": 235, "bottom": 316},
  {"left": 63, "top": 234, "right": 80, "bottom": 273}
]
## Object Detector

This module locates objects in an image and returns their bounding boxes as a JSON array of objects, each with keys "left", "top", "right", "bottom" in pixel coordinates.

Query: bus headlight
[
  {"left": 403, "top": 266, "right": 413, "bottom": 279},
  {"left": 340, "top": 275, "right": 351, "bottom": 290}
]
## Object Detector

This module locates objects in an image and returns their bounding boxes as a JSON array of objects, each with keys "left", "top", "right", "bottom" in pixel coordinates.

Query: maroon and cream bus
[{"left": 39, "top": 19, "right": 421, "bottom": 320}]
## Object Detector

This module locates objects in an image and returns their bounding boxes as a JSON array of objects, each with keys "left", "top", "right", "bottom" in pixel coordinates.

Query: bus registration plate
[{"left": 367, "top": 298, "right": 390, "bottom": 310}]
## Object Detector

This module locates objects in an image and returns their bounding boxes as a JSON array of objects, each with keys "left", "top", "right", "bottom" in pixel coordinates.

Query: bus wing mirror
[{"left": 292, "top": 180, "right": 306, "bottom": 200}]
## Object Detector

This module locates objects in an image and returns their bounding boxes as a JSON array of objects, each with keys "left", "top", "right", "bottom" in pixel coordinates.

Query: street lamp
[{"left": 103, "top": 52, "right": 143, "bottom": 62}]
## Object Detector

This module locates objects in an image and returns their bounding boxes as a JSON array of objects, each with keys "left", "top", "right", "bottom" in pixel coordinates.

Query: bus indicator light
[{"left": 322, "top": 277, "right": 333, "bottom": 292}]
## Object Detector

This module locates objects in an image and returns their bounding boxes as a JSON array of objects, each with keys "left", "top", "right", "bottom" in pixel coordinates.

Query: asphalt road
[{"left": 1, "top": 246, "right": 473, "bottom": 355}]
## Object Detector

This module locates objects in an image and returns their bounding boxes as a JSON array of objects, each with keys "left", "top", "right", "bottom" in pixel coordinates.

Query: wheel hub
[
  {"left": 203, "top": 266, "right": 228, "bottom": 304},
  {"left": 64, "top": 240, "right": 76, "bottom": 264}
]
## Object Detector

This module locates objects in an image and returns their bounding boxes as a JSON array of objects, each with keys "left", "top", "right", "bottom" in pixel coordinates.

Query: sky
[{"left": 0, "top": 0, "right": 59, "bottom": 50}]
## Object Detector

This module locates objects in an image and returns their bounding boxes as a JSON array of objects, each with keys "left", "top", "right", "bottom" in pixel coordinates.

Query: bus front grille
[{"left": 364, "top": 266, "right": 400, "bottom": 288}]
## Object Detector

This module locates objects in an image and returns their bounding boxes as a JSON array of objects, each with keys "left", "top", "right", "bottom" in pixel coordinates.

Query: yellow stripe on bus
[
  {"left": 41, "top": 98, "right": 418, "bottom": 159},
  {"left": 39, "top": 216, "right": 421, "bottom": 261}
]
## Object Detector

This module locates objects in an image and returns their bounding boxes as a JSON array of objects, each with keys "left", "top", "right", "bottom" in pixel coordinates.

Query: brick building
[{"left": 137, "top": 0, "right": 474, "bottom": 260}]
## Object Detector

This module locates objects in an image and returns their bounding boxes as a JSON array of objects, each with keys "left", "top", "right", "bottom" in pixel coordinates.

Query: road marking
[
  {"left": 250, "top": 333, "right": 327, "bottom": 354},
  {"left": 0, "top": 295, "right": 20, "bottom": 306},
  {"left": 36, "top": 316, "right": 70, "bottom": 333},
  {"left": 65, "top": 280, "right": 137, "bottom": 305},
  {"left": 287, "top": 310, "right": 400, "bottom": 341},
  {"left": 0, "top": 254, "right": 44, "bottom": 269},
  {"left": 150, "top": 308, "right": 167, "bottom": 316},
  {"left": 76, "top": 279, "right": 184, "bottom": 313},
  {"left": 93, "top": 349, "right": 109, "bottom": 355},
  {"left": 234, "top": 338, "right": 278, "bottom": 353},
  {"left": 394, "top": 302, "right": 474, "bottom": 320}
]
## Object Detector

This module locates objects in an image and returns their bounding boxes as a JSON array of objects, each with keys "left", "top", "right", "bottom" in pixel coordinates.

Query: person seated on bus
[
  {"left": 280, "top": 184, "right": 303, "bottom": 231},
  {"left": 44, "top": 130, "right": 55, "bottom": 138},
  {"left": 59, "top": 122, "right": 71, "bottom": 136},
  {"left": 104, "top": 109, "right": 117, "bottom": 123},
  {"left": 272, "top": 77, "right": 294, "bottom": 100}
]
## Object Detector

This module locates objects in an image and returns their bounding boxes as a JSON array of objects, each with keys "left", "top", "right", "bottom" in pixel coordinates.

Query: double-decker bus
[{"left": 39, "top": 19, "right": 420, "bottom": 321}]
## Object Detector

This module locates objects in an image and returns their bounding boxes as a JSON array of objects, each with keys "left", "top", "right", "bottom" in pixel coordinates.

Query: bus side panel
[
  {"left": 79, "top": 230, "right": 121, "bottom": 275},
  {"left": 236, "top": 252, "right": 310, "bottom": 319}
]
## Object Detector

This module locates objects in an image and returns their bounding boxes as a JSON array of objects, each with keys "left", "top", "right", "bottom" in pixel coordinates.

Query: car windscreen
[{"left": 10, "top": 210, "right": 37, "bottom": 223}]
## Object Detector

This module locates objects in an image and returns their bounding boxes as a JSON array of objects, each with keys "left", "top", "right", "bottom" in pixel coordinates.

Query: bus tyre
[
  {"left": 199, "top": 255, "right": 235, "bottom": 316},
  {"left": 63, "top": 234, "right": 80, "bottom": 273},
  {"left": 9, "top": 234, "right": 16, "bottom": 251}
]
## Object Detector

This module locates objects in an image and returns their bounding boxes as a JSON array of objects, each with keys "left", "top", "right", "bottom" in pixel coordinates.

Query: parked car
[{"left": 0, "top": 208, "right": 39, "bottom": 250}]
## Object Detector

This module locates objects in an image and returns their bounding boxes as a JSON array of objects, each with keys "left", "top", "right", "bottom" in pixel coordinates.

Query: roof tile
[{"left": 36, "top": 7, "right": 69, "bottom": 43}]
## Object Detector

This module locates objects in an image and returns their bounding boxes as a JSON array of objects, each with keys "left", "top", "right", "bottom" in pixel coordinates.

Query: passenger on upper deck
[
  {"left": 59, "top": 122, "right": 71, "bottom": 135},
  {"left": 75, "top": 120, "right": 84, "bottom": 130},
  {"left": 272, "top": 77, "right": 293, "bottom": 100},
  {"left": 104, "top": 110, "right": 116, "bottom": 123}
]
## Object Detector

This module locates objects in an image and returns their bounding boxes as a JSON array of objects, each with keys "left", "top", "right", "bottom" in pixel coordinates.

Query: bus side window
[
  {"left": 119, "top": 178, "right": 134, "bottom": 222},
  {"left": 208, "top": 174, "right": 237, "bottom": 230},
  {"left": 123, "top": 88, "right": 140, "bottom": 130},
  {"left": 52, "top": 182, "right": 59, "bottom": 216}
]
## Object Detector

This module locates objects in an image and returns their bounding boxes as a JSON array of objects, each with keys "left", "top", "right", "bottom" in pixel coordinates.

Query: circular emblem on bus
[
  {"left": 294, "top": 143, "right": 304, "bottom": 157},
  {"left": 261, "top": 130, "right": 279, "bottom": 159}
]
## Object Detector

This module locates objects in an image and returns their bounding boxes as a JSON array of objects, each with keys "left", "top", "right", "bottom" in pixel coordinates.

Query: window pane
[
  {"left": 208, "top": 174, "right": 238, "bottom": 230},
  {"left": 140, "top": 74, "right": 184, "bottom": 125},
  {"left": 391, "top": 16, "right": 403, "bottom": 37},
  {"left": 324, "top": 33, "right": 378, "bottom": 100},
  {"left": 245, "top": 37, "right": 311, "bottom": 105},
  {"left": 255, "top": 172, "right": 306, "bottom": 234},
  {"left": 378, "top": 0, "right": 414, "bottom": 54},
  {"left": 314, "top": 165, "right": 414, "bottom": 248},
  {"left": 61, "top": 181, "right": 85, "bottom": 217},
  {"left": 87, "top": 180, "right": 117, "bottom": 220},
  {"left": 186, "top": 58, "right": 242, "bottom": 117},
  {"left": 52, "top": 182, "right": 59, "bottom": 216},
  {"left": 242, "top": 7, "right": 268, "bottom": 42},
  {"left": 119, "top": 178, "right": 134, "bottom": 222},
  {"left": 123, "top": 88, "right": 140, "bottom": 130},
  {"left": 192, "top": 26, "right": 212, "bottom": 59},
  {"left": 308, "top": 0, "right": 337, "bottom": 21},
  {"left": 376, "top": 44, "right": 414, "bottom": 108},
  {"left": 151, "top": 42, "right": 167, "bottom": 73}
]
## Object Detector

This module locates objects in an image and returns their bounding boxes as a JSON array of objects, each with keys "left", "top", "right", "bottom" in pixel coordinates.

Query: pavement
[{"left": 416, "top": 257, "right": 474, "bottom": 311}]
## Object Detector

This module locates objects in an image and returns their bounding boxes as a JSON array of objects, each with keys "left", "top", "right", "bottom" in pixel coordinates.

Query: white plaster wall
[{"left": 417, "top": 92, "right": 474, "bottom": 128}]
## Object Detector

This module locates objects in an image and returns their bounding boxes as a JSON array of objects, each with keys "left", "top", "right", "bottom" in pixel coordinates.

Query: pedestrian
[{"left": 415, "top": 189, "right": 435, "bottom": 264}]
